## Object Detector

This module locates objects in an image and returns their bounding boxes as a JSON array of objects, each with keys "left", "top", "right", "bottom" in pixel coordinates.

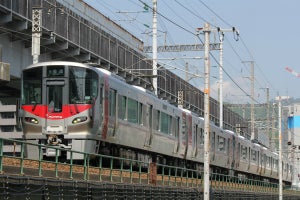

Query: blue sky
[{"left": 83, "top": 0, "right": 300, "bottom": 103}]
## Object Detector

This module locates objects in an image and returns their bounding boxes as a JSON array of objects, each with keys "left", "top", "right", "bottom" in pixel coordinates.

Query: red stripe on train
[{"left": 22, "top": 104, "right": 91, "bottom": 119}]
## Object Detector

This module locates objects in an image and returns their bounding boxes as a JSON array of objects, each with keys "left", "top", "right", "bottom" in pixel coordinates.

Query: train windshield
[
  {"left": 69, "top": 66, "right": 98, "bottom": 104},
  {"left": 22, "top": 67, "right": 42, "bottom": 105}
]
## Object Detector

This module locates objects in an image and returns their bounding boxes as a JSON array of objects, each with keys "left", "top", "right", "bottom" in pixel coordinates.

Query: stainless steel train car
[{"left": 20, "top": 61, "right": 293, "bottom": 184}]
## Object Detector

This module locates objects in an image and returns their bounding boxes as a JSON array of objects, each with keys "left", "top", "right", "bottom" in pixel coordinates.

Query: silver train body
[{"left": 21, "top": 61, "right": 292, "bottom": 183}]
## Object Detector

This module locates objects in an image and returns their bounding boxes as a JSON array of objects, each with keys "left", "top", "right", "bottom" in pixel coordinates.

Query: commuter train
[{"left": 20, "top": 61, "right": 293, "bottom": 184}]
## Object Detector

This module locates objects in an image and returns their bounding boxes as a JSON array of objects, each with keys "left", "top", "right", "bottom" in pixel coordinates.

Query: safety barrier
[{"left": 0, "top": 137, "right": 299, "bottom": 196}]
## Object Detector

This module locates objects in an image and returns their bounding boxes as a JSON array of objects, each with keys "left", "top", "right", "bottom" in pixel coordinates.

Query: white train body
[{"left": 20, "top": 61, "right": 292, "bottom": 184}]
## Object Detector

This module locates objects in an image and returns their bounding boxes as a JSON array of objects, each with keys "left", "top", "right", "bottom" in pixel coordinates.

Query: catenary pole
[
  {"left": 32, "top": 7, "right": 42, "bottom": 64},
  {"left": 215, "top": 27, "right": 238, "bottom": 129},
  {"left": 152, "top": 0, "right": 158, "bottom": 96},
  {"left": 278, "top": 96, "right": 283, "bottom": 200},
  {"left": 203, "top": 22, "right": 211, "bottom": 200},
  {"left": 219, "top": 32, "right": 224, "bottom": 129}
]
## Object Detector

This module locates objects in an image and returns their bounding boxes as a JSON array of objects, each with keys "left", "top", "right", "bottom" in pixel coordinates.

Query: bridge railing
[{"left": 0, "top": 137, "right": 298, "bottom": 194}]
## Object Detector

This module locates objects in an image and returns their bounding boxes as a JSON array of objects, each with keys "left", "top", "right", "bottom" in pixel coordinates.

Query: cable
[
  {"left": 197, "top": 0, "right": 233, "bottom": 28},
  {"left": 174, "top": 0, "right": 213, "bottom": 27},
  {"left": 198, "top": 35, "right": 263, "bottom": 104},
  {"left": 138, "top": 0, "right": 197, "bottom": 37}
]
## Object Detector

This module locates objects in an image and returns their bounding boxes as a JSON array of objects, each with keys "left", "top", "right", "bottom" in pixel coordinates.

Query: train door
[
  {"left": 144, "top": 104, "right": 153, "bottom": 146},
  {"left": 192, "top": 124, "right": 199, "bottom": 157},
  {"left": 236, "top": 142, "right": 240, "bottom": 168},
  {"left": 44, "top": 78, "right": 67, "bottom": 134},
  {"left": 211, "top": 131, "right": 215, "bottom": 161},
  {"left": 182, "top": 113, "right": 188, "bottom": 158},
  {"left": 248, "top": 147, "right": 251, "bottom": 170},
  {"left": 108, "top": 88, "right": 117, "bottom": 137},
  {"left": 228, "top": 135, "right": 236, "bottom": 176},
  {"left": 173, "top": 116, "right": 180, "bottom": 153},
  {"left": 257, "top": 151, "right": 260, "bottom": 173},
  {"left": 230, "top": 136, "right": 237, "bottom": 170},
  {"left": 228, "top": 137, "right": 232, "bottom": 167}
]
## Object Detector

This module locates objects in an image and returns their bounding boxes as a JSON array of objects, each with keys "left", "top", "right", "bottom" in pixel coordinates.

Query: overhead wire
[
  {"left": 138, "top": 0, "right": 257, "bottom": 103},
  {"left": 197, "top": 0, "right": 233, "bottom": 28},
  {"left": 19, "top": 0, "right": 268, "bottom": 104},
  {"left": 198, "top": 1, "right": 272, "bottom": 104},
  {"left": 87, "top": 1, "right": 264, "bottom": 104},
  {"left": 191, "top": 0, "right": 277, "bottom": 104}
]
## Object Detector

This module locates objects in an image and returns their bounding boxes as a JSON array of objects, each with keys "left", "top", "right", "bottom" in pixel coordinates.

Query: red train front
[{"left": 21, "top": 61, "right": 100, "bottom": 160}]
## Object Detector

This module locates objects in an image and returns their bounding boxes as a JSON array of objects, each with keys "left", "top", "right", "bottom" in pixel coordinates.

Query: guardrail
[{"left": 0, "top": 137, "right": 299, "bottom": 196}]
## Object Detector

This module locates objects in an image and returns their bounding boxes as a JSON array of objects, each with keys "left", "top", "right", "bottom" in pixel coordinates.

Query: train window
[
  {"left": 173, "top": 116, "right": 180, "bottom": 137},
  {"left": 142, "top": 104, "right": 147, "bottom": 126},
  {"left": 69, "top": 67, "right": 98, "bottom": 104},
  {"left": 109, "top": 89, "right": 116, "bottom": 117},
  {"left": 100, "top": 87, "right": 103, "bottom": 105},
  {"left": 153, "top": 110, "right": 160, "bottom": 130},
  {"left": 238, "top": 143, "right": 240, "bottom": 158},
  {"left": 261, "top": 154, "right": 265, "bottom": 166},
  {"left": 268, "top": 157, "right": 271, "bottom": 167},
  {"left": 274, "top": 159, "right": 278, "bottom": 170},
  {"left": 138, "top": 102, "right": 143, "bottom": 125},
  {"left": 211, "top": 132, "right": 215, "bottom": 151},
  {"left": 194, "top": 125, "right": 198, "bottom": 147},
  {"left": 127, "top": 98, "right": 138, "bottom": 123},
  {"left": 48, "top": 85, "right": 62, "bottom": 113},
  {"left": 22, "top": 67, "right": 42, "bottom": 105},
  {"left": 251, "top": 150, "right": 257, "bottom": 162},
  {"left": 118, "top": 95, "right": 126, "bottom": 120},
  {"left": 160, "top": 112, "right": 172, "bottom": 134},
  {"left": 284, "top": 163, "right": 287, "bottom": 172},
  {"left": 196, "top": 125, "right": 203, "bottom": 146},
  {"left": 241, "top": 145, "right": 248, "bottom": 160},
  {"left": 227, "top": 139, "right": 230, "bottom": 154},
  {"left": 217, "top": 136, "right": 225, "bottom": 152},
  {"left": 200, "top": 128, "right": 204, "bottom": 145},
  {"left": 47, "top": 66, "right": 64, "bottom": 77},
  {"left": 182, "top": 115, "right": 186, "bottom": 135}
]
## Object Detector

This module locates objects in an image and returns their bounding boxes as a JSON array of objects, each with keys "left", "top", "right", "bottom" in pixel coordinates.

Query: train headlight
[
  {"left": 25, "top": 117, "right": 39, "bottom": 124},
  {"left": 72, "top": 116, "right": 87, "bottom": 124}
]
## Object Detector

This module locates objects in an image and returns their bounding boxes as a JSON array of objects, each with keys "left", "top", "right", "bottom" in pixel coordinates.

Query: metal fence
[{"left": 0, "top": 137, "right": 300, "bottom": 198}]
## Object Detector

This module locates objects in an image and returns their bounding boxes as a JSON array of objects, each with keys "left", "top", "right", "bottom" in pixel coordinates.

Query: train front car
[{"left": 21, "top": 62, "right": 99, "bottom": 160}]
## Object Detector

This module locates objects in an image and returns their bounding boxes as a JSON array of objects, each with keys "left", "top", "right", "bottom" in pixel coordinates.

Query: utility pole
[
  {"left": 277, "top": 96, "right": 283, "bottom": 200},
  {"left": 32, "top": 7, "right": 42, "bottom": 64},
  {"left": 261, "top": 87, "right": 270, "bottom": 146},
  {"left": 216, "top": 27, "right": 238, "bottom": 129},
  {"left": 279, "top": 97, "right": 283, "bottom": 200},
  {"left": 276, "top": 95, "right": 288, "bottom": 200},
  {"left": 243, "top": 61, "right": 255, "bottom": 140},
  {"left": 250, "top": 61, "right": 255, "bottom": 141},
  {"left": 266, "top": 87, "right": 270, "bottom": 143},
  {"left": 203, "top": 22, "right": 211, "bottom": 200},
  {"left": 219, "top": 31, "right": 224, "bottom": 129},
  {"left": 152, "top": 0, "right": 158, "bottom": 96},
  {"left": 198, "top": 25, "right": 238, "bottom": 199},
  {"left": 271, "top": 103, "right": 276, "bottom": 151}
]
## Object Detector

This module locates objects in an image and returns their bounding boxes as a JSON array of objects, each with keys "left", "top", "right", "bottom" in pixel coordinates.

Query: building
[
  {"left": 0, "top": 99, "right": 22, "bottom": 155},
  {"left": 285, "top": 103, "right": 300, "bottom": 187}
]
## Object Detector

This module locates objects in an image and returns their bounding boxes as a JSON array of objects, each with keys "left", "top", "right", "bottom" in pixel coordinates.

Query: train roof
[
  {"left": 25, "top": 61, "right": 89, "bottom": 69},
  {"left": 224, "top": 130, "right": 236, "bottom": 135}
]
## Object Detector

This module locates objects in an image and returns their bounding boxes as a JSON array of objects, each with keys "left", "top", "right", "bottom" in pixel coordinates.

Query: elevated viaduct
[{"left": 0, "top": 0, "right": 249, "bottom": 136}]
